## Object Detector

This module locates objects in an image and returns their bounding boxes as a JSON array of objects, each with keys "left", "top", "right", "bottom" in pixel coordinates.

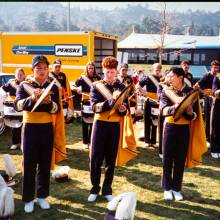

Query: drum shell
[
  {"left": 3, "top": 101, "right": 22, "bottom": 128},
  {"left": 81, "top": 101, "right": 94, "bottom": 124}
]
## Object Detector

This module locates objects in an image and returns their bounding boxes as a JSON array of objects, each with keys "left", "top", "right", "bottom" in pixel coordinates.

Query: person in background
[
  {"left": 14, "top": 55, "right": 60, "bottom": 213},
  {"left": 1, "top": 68, "right": 26, "bottom": 150},
  {"left": 157, "top": 70, "right": 172, "bottom": 159},
  {"left": 180, "top": 60, "right": 193, "bottom": 87},
  {"left": 88, "top": 56, "right": 128, "bottom": 202},
  {"left": 49, "top": 59, "right": 74, "bottom": 117},
  {"left": 194, "top": 60, "right": 220, "bottom": 158},
  {"left": 117, "top": 63, "right": 137, "bottom": 118},
  {"left": 210, "top": 74, "right": 220, "bottom": 158},
  {"left": 137, "top": 63, "right": 162, "bottom": 147},
  {"left": 73, "top": 61, "right": 101, "bottom": 148},
  {"left": 49, "top": 59, "right": 73, "bottom": 170}
]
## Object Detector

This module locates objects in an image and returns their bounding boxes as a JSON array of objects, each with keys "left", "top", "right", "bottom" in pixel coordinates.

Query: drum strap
[
  {"left": 81, "top": 75, "right": 93, "bottom": 88},
  {"left": 9, "top": 80, "right": 19, "bottom": 90},
  {"left": 95, "top": 82, "right": 113, "bottom": 100},
  {"left": 184, "top": 78, "right": 192, "bottom": 87},
  {"left": 22, "top": 83, "right": 35, "bottom": 96},
  {"left": 49, "top": 73, "right": 62, "bottom": 89},
  {"left": 148, "top": 75, "right": 159, "bottom": 89}
]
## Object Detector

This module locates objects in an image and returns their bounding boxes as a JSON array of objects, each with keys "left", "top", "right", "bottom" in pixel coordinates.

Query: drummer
[
  {"left": 160, "top": 67, "right": 198, "bottom": 201},
  {"left": 1, "top": 68, "right": 25, "bottom": 150},
  {"left": 73, "top": 61, "right": 101, "bottom": 148},
  {"left": 137, "top": 63, "right": 162, "bottom": 147}
]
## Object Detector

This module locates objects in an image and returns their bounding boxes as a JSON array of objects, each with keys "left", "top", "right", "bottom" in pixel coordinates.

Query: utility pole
[{"left": 67, "top": 2, "right": 70, "bottom": 31}]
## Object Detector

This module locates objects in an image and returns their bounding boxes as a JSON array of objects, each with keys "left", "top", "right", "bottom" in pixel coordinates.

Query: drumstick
[{"left": 62, "top": 93, "right": 90, "bottom": 101}]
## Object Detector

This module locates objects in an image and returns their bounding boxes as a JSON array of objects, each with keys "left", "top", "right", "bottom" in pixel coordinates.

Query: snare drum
[
  {"left": 3, "top": 101, "right": 23, "bottom": 128},
  {"left": 82, "top": 102, "right": 94, "bottom": 124},
  {"left": 149, "top": 100, "right": 159, "bottom": 126}
]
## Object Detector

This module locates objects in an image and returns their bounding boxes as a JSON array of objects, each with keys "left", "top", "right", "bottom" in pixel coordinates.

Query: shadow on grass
[
  {"left": 115, "top": 166, "right": 162, "bottom": 193},
  {"left": 58, "top": 147, "right": 90, "bottom": 171},
  {"left": 13, "top": 179, "right": 108, "bottom": 220},
  {"left": 137, "top": 198, "right": 220, "bottom": 220},
  {"left": 186, "top": 166, "right": 220, "bottom": 180},
  {"left": 200, "top": 151, "right": 220, "bottom": 167},
  {"left": 131, "top": 145, "right": 163, "bottom": 167}
]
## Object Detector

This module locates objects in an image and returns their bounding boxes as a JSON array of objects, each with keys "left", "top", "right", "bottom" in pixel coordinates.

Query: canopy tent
[{"left": 118, "top": 32, "right": 220, "bottom": 49}]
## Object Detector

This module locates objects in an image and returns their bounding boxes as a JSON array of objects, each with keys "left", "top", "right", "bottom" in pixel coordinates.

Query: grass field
[{"left": 0, "top": 120, "right": 220, "bottom": 220}]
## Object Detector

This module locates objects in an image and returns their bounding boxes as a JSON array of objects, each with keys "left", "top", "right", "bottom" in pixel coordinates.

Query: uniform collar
[{"left": 32, "top": 77, "right": 49, "bottom": 86}]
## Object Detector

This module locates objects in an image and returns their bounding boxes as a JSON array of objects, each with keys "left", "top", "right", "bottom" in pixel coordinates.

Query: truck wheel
[{"left": 0, "top": 118, "right": 6, "bottom": 135}]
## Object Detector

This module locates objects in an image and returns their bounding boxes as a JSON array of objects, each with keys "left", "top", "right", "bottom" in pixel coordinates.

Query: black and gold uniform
[
  {"left": 184, "top": 72, "right": 193, "bottom": 87},
  {"left": 160, "top": 84, "right": 197, "bottom": 192},
  {"left": 2, "top": 78, "right": 23, "bottom": 146},
  {"left": 49, "top": 71, "right": 72, "bottom": 110},
  {"left": 157, "top": 81, "right": 170, "bottom": 156},
  {"left": 139, "top": 74, "right": 161, "bottom": 146},
  {"left": 90, "top": 79, "right": 127, "bottom": 196},
  {"left": 14, "top": 77, "right": 60, "bottom": 202},
  {"left": 197, "top": 72, "right": 215, "bottom": 142},
  {"left": 75, "top": 73, "right": 101, "bottom": 145},
  {"left": 211, "top": 75, "right": 220, "bottom": 156}
]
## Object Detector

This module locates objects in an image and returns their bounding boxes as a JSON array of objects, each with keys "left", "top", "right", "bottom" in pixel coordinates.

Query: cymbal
[
  {"left": 174, "top": 89, "right": 199, "bottom": 122},
  {"left": 108, "top": 85, "right": 131, "bottom": 118},
  {"left": 31, "top": 79, "right": 56, "bottom": 112}
]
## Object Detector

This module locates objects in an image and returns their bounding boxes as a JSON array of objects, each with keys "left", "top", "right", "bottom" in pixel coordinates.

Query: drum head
[
  {"left": 4, "top": 118, "right": 22, "bottom": 128},
  {"left": 82, "top": 116, "right": 94, "bottom": 124}
]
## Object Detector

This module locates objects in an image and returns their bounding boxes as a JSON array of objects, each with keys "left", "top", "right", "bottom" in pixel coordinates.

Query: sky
[{"left": 61, "top": 2, "right": 220, "bottom": 13}]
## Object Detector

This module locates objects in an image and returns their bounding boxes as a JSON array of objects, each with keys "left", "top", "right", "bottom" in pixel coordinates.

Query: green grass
[{"left": 0, "top": 121, "right": 220, "bottom": 220}]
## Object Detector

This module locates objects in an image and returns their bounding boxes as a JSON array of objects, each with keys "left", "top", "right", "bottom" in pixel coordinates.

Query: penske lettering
[{"left": 55, "top": 45, "right": 83, "bottom": 57}]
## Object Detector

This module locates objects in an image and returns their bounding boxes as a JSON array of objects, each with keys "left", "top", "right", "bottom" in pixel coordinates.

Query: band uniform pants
[
  {"left": 210, "top": 98, "right": 220, "bottom": 153},
  {"left": 162, "top": 123, "right": 189, "bottom": 192},
  {"left": 12, "top": 126, "right": 22, "bottom": 145},
  {"left": 204, "top": 96, "right": 212, "bottom": 142},
  {"left": 144, "top": 98, "right": 158, "bottom": 145},
  {"left": 90, "top": 120, "right": 120, "bottom": 196},
  {"left": 22, "top": 123, "right": 54, "bottom": 202},
  {"left": 82, "top": 120, "right": 92, "bottom": 145},
  {"left": 158, "top": 111, "right": 165, "bottom": 155}
]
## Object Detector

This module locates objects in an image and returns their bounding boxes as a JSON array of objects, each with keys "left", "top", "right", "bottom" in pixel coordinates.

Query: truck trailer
[{"left": 0, "top": 31, "right": 118, "bottom": 81}]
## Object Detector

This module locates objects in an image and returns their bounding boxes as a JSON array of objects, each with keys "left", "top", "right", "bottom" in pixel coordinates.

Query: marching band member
[
  {"left": 73, "top": 62, "right": 101, "bottom": 148},
  {"left": 14, "top": 55, "right": 60, "bottom": 213},
  {"left": 137, "top": 63, "right": 162, "bottom": 147},
  {"left": 49, "top": 59, "right": 73, "bottom": 169},
  {"left": 1, "top": 68, "right": 25, "bottom": 150},
  {"left": 210, "top": 74, "right": 220, "bottom": 158},
  {"left": 157, "top": 71, "right": 172, "bottom": 159},
  {"left": 88, "top": 56, "right": 128, "bottom": 202},
  {"left": 49, "top": 59, "right": 74, "bottom": 118},
  {"left": 160, "top": 67, "right": 206, "bottom": 201},
  {"left": 180, "top": 60, "right": 194, "bottom": 87},
  {"left": 117, "top": 63, "right": 137, "bottom": 118},
  {"left": 194, "top": 60, "right": 220, "bottom": 158}
]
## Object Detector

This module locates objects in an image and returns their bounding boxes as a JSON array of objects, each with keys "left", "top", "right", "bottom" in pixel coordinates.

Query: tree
[
  {"left": 0, "top": 18, "right": 10, "bottom": 31},
  {"left": 34, "top": 12, "right": 60, "bottom": 31},
  {"left": 14, "top": 23, "right": 31, "bottom": 31},
  {"left": 60, "top": 17, "right": 80, "bottom": 31},
  {"left": 141, "top": 16, "right": 160, "bottom": 33}
]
